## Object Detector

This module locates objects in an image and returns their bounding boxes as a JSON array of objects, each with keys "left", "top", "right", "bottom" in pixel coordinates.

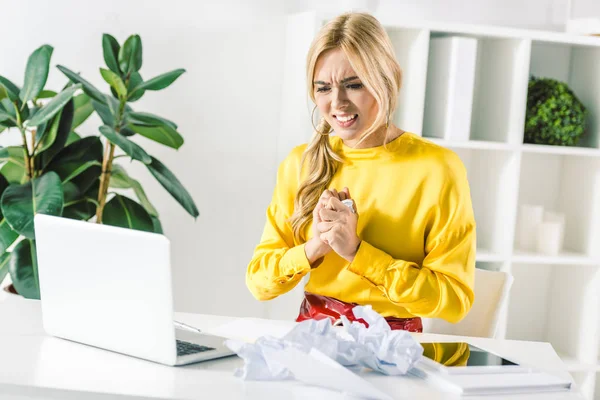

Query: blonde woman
[{"left": 246, "top": 12, "right": 476, "bottom": 332}]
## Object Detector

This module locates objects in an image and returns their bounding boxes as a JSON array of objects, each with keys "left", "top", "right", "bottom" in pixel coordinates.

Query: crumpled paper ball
[{"left": 225, "top": 305, "right": 423, "bottom": 380}]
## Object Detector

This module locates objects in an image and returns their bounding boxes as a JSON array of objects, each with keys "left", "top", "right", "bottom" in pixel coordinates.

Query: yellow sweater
[{"left": 246, "top": 132, "right": 476, "bottom": 323}]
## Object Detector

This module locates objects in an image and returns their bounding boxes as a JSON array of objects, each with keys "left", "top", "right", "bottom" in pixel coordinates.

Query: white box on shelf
[
  {"left": 516, "top": 204, "right": 544, "bottom": 252},
  {"left": 423, "top": 36, "right": 478, "bottom": 141}
]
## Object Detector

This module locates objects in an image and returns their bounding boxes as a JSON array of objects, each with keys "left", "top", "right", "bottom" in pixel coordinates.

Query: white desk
[{"left": 0, "top": 298, "right": 583, "bottom": 400}]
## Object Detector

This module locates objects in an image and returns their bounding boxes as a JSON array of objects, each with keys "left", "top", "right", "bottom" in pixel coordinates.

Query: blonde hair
[{"left": 289, "top": 12, "right": 403, "bottom": 243}]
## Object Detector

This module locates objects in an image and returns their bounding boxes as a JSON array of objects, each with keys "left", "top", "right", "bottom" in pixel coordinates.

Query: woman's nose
[{"left": 331, "top": 88, "right": 349, "bottom": 109}]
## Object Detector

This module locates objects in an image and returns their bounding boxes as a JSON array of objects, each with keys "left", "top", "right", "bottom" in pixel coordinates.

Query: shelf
[
  {"left": 425, "top": 138, "right": 515, "bottom": 151},
  {"left": 511, "top": 250, "right": 598, "bottom": 266},
  {"left": 521, "top": 143, "right": 600, "bottom": 157},
  {"left": 476, "top": 249, "right": 506, "bottom": 262},
  {"left": 378, "top": 18, "right": 600, "bottom": 48}
]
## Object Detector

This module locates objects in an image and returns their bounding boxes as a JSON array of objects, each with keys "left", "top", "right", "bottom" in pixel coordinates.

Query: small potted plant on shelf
[
  {"left": 524, "top": 76, "right": 588, "bottom": 146},
  {"left": 0, "top": 34, "right": 198, "bottom": 300}
]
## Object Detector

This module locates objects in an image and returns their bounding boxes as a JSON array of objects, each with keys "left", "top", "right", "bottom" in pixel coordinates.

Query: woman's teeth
[{"left": 335, "top": 115, "right": 357, "bottom": 122}]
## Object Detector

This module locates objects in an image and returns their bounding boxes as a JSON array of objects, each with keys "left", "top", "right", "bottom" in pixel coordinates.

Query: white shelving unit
[{"left": 277, "top": 12, "right": 600, "bottom": 399}]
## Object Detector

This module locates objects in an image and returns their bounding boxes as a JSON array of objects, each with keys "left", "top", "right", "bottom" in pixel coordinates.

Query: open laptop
[{"left": 34, "top": 213, "right": 235, "bottom": 366}]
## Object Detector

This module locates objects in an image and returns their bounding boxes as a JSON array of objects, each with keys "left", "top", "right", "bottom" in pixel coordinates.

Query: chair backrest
[{"left": 421, "top": 268, "right": 514, "bottom": 338}]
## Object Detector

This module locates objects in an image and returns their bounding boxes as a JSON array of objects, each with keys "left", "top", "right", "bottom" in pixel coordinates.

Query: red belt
[{"left": 296, "top": 292, "right": 423, "bottom": 332}]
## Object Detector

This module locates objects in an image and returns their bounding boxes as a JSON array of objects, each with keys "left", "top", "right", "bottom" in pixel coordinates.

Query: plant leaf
[
  {"left": 57, "top": 65, "right": 106, "bottom": 104},
  {"left": 126, "top": 111, "right": 177, "bottom": 129},
  {"left": 103, "top": 194, "right": 154, "bottom": 233},
  {"left": 118, "top": 35, "right": 142, "bottom": 75},
  {"left": 150, "top": 216, "right": 163, "bottom": 234},
  {"left": 102, "top": 34, "right": 121, "bottom": 75},
  {"left": 0, "top": 174, "right": 17, "bottom": 255},
  {"left": 129, "top": 69, "right": 185, "bottom": 98},
  {"left": 147, "top": 156, "right": 198, "bottom": 218},
  {"left": 25, "top": 84, "right": 80, "bottom": 127},
  {"left": 91, "top": 99, "right": 115, "bottom": 127},
  {"left": 9, "top": 239, "right": 39, "bottom": 299},
  {"left": 39, "top": 99, "right": 75, "bottom": 167},
  {"left": 110, "top": 164, "right": 158, "bottom": 216},
  {"left": 36, "top": 90, "right": 57, "bottom": 99},
  {"left": 66, "top": 131, "right": 81, "bottom": 146},
  {"left": 1, "top": 172, "right": 64, "bottom": 239},
  {"left": 0, "top": 251, "right": 11, "bottom": 287},
  {"left": 129, "top": 124, "right": 183, "bottom": 149},
  {"left": 45, "top": 136, "right": 103, "bottom": 185},
  {"left": 99, "top": 125, "right": 151, "bottom": 164},
  {"left": 0, "top": 76, "right": 21, "bottom": 102},
  {"left": 126, "top": 72, "right": 144, "bottom": 102},
  {"left": 0, "top": 147, "right": 26, "bottom": 184},
  {"left": 62, "top": 179, "right": 98, "bottom": 221},
  {"left": 20, "top": 45, "right": 53, "bottom": 103},
  {"left": 72, "top": 93, "right": 94, "bottom": 129},
  {"left": 100, "top": 68, "right": 127, "bottom": 99}
]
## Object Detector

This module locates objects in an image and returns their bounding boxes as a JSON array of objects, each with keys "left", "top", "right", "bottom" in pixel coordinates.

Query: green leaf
[
  {"left": 151, "top": 216, "right": 162, "bottom": 234},
  {"left": 103, "top": 194, "right": 154, "bottom": 233},
  {"left": 72, "top": 93, "right": 94, "bottom": 129},
  {"left": 20, "top": 45, "right": 53, "bottom": 103},
  {"left": 0, "top": 219, "right": 18, "bottom": 254},
  {"left": 36, "top": 108, "right": 61, "bottom": 154},
  {"left": 0, "top": 175, "right": 17, "bottom": 254},
  {"left": 102, "top": 34, "right": 121, "bottom": 74},
  {"left": 25, "top": 83, "right": 81, "bottom": 127},
  {"left": 45, "top": 136, "right": 103, "bottom": 184},
  {"left": 100, "top": 68, "right": 127, "bottom": 99},
  {"left": 0, "top": 251, "right": 11, "bottom": 287},
  {"left": 39, "top": 99, "right": 75, "bottom": 168},
  {"left": 91, "top": 99, "right": 114, "bottom": 126},
  {"left": 126, "top": 72, "right": 144, "bottom": 102},
  {"left": 0, "top": 102, "right": 16, "bottom": 125},
  {"left": 9, "top": 239, "right": 39, "bottom": 299},
  {"left": 129, "top": 124, "right": 184, "bottom": 149},
  {"left": 1, "top": 172, "right": 64, "bottom": 239},
  {"left": 57, "top": 65, "right": 106, "bottom": 104},
  {"left": 0, "top": 76, "right": 21, "bottom": 102},
  {"left": 118, "top": 35, "right": 143, "bottom": 75},
  {"left": 62, "top": 179, "right": 98, "bottom": 221},
  {"left": 126, "top": 111, "right": 177, "bottom": 129},
  {"left": 0, "top": 161, "right": 26, "bottom": 184},
  {"left": 147, "top": 156, "right": 198, "bottom": 218},
  {"left": 66, "top": 131, "right": 81, "bottom": 146},
  {"left": 36, "top": 90, "right": 57, "bottom": 99},
  {"left": 99, "top": 125, "right": 151, "bottom": 164},
  {"left": 129, "top": 69, "right": 185, "bottom": 98},
  {"left": 110, "top": 164, "right": 158, "bottom": 216}
]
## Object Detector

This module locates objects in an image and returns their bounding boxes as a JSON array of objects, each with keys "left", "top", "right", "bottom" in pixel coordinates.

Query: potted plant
[
  {"left": 0, "top": 34, "right": 198, "bottom": 299},
  {"left": 524, "top": 76, "right": 588, "bottom": 146}
]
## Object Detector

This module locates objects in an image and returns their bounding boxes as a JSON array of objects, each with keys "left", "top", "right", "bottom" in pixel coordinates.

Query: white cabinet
[{"left": 278, "top": 12, "right": 600, "bottom": 399}]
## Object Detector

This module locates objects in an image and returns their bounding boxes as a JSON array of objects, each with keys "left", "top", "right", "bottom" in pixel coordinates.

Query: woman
[{"left": 246, "top": 12, "right": 476, "bottom": 332}]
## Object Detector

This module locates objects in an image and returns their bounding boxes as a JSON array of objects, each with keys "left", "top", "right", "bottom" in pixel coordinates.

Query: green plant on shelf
[
  {"left": 0, "top": 35, "right": 198, "bottom": 299},
  {"left": 524, "top": 76, "right": 588, "bottom": 146}
]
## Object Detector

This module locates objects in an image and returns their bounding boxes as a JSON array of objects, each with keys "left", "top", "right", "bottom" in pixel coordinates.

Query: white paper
[
  {"left": 270, "top": 346, "right": 395, "bottom": 400},
  {"left": 225, "top": 305, "right": 424, "bottom": 397}
]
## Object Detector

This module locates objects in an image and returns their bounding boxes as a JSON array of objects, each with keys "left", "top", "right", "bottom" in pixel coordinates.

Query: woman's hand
[
  {"left": 305, "top": 188, "right": 350, "bottom": 267},
  {"left": 316, "top": 189, "right": 361, "bottom": 262}
]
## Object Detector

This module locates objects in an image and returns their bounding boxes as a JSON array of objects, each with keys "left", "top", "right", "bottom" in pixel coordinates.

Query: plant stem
[
  {"left": 96, "top": 141, "right": 115, "bottom": 222},
  {"left": 19, "top": 128, "right": 32, "bottom": 180},
  {"left": 96, "top": 98, "right": 127, "bottom": 223},
  {"left": 30, "top": 129, "right": 36, "bottom": 178}
]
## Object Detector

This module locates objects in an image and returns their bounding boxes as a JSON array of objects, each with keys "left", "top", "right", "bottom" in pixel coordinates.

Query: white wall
[{"left": 2, "top": 0, "right": 599, "bottom": 319}]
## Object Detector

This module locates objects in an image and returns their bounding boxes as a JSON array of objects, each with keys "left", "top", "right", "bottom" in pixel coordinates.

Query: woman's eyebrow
[{"left": 313, "top": 76, "right": 359, "bottom": 85}]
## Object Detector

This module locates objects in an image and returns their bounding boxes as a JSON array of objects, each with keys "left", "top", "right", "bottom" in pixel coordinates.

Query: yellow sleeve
[
  {"left": 421, "top": 342, "right": 470, "bottom": 366},
  {"left": 246, "top": 146, "right": 311, "bottom": 301},
  {"left": 347, "top": 151, "right": 476, "bottom": 323}
]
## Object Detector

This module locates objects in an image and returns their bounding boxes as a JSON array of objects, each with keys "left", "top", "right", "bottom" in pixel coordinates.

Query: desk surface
[{"left": 0, "top": 297, "right": 583, "bottom": 400}]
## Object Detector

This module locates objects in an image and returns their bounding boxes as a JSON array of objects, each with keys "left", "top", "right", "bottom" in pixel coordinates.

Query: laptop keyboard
[{"left": 176, "top": 339, "right": 216, "bottom": 356}]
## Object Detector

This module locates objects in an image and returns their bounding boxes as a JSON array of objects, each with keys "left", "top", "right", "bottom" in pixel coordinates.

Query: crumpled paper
[{"left": 225, "top": 305, "right": 424, "bottom": 380}]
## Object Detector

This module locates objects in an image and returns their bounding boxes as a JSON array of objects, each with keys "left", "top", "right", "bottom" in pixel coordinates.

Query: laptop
[{"left": 34, "top": 213, "right": 235, "bottom": 366}]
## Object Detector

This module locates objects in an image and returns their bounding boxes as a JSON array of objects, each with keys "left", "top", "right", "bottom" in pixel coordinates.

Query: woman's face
[{"left": 313, "top": 48, "right": 379, "bottom": 147}]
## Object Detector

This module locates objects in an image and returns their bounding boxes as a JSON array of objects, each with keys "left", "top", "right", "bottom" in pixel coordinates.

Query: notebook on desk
[{"left": 410, "top": 341, "right": 572, "bottom": 395}]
